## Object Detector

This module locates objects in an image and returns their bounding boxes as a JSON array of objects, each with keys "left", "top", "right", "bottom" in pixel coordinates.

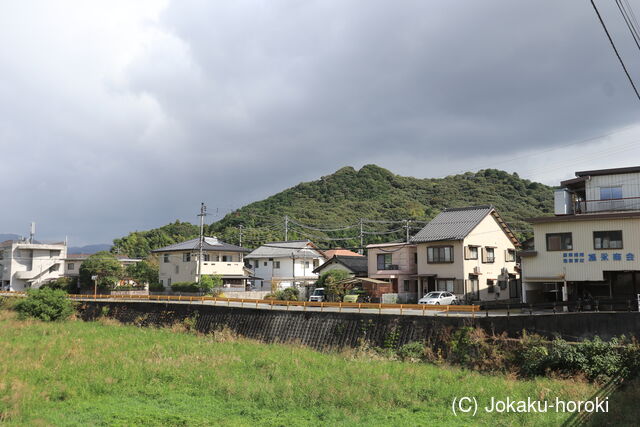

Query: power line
[
  {"left": 590, "top": 0, "right": 640, "bottom": 101},
  {"left": 616, "top": 0, "right": 640, "bottom": 52}
]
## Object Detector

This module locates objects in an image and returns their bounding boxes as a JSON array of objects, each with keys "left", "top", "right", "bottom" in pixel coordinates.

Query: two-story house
[
  {"left": 0, "top": 239, "right": 67, "bottom": 291},
  {"left": 410, "top": 205, "right": 519, "bottom": 302},
  {"left": 366, "top": 242, "right": 418, "bottom": 302},
  {"left": 152, "top": 237, "right": 251, "bottom": 290},
  {"left": 245, "top": 240, "right": 325, "bottom": 291},
  {"left": 64, "top": 254, "right": 141, "bottom": 283},
  {"left": 521, "top": 166, "right": 640, "bottom": 304}
]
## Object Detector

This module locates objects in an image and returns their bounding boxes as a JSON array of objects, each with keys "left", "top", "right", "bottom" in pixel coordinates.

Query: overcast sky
[{"left": 1, "top": 1, "right": 640, "bottom": 245}]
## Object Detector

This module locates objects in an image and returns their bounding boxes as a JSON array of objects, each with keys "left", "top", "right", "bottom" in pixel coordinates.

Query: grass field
[{"left": 0, "top": 308, "right": 634, "bottom": 426}]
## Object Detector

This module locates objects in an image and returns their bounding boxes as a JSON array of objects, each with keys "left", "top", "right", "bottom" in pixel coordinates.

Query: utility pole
[
  {"left": 196, "top": 203, "right": 207, "bottom": 283},
  {"left": 284, "top": 215, "right": 289, "bottom": 242},
  {"left": 405, "top": 220, "right": 411, "bottom": 243},
  {"left": 359, "top": 218, "right": 364, "bottom": 254},
  {"left": 238, "top": 224, "right": 244, "bottom": 247}
]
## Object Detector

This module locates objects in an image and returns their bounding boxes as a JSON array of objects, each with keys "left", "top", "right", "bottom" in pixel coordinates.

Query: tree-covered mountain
[{"left": 112, "top": 165, "right": 554, "bottom": 257}]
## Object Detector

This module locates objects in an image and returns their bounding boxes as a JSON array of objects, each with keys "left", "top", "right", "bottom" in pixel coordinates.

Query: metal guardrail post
[
  {"left": 286, "top": 301, "right": 290, "bottom": 311},
  {"left": 446, "top": 305, "right": 449, "bottom": 317},
  {"left": 400, "top": 304, "right": 403, "bottom": 315},
  {"left": 320, "top": 302, "right": 323, "bottom": 312},
  {"left": 596, "top": 300, "right": 599, "bottom": 312},
  {"left": 379, "top": 303, "right": 381, "bottom": 315},
  {"left": 339, "top": 303, "right": 342, "bottom": 313}
]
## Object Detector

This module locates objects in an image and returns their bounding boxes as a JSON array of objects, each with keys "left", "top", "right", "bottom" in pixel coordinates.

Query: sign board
[{"left": 91, "top": 275, "right": 98, "bottom": 281}]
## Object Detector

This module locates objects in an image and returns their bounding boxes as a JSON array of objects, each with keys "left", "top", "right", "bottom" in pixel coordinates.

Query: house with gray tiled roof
[
  {"left": 245, "top": 240, "right": 326, "bottom": 291},
  {"left": 151, "top": 237, "right": 251, "bottom": 290},
  {"left": 410, "top": 205, "right": 520, "bottom": 303}
]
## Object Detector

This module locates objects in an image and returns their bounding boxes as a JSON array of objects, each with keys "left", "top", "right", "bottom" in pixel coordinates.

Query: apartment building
[
  {"left": 410, "top": 206, "right": 519, "bottom": 302},
  {"left": 152, "top": 237, "right": 251, "bottom": 290},
  {"left": 521, "top": 166, "right": 640, "bottom": 304},
  {"left": 0, "top": 239, "right": 67, "bottom": 291},
  {"left": 245, "top": 240, "right": 325, "bottom": 291}
]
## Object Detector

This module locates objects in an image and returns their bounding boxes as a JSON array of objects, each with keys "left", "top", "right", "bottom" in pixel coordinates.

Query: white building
[
  {"left": 0, "top": 239, "right": 67, "bottom": 291},
  {"left": 245, "top": 240, "right": 325, "bottom": 291},
  {"left": 64, "top": 253, "right": 141, "bottom": 281},
  {"left": 521, "top": 166, "right": 640, "bottom": 305},
  {"left": 151, "top": 237, "right": 251, "bottom": 290}
]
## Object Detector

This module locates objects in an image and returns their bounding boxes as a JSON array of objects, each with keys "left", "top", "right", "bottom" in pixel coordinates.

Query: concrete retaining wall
[{"left": 77, "top": 301, "right": 640, "bottom": 349}]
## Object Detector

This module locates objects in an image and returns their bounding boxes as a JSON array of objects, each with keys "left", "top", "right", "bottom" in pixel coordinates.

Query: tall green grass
[{"left": 0, "top": 309, "right": 616, "bottom": 426}]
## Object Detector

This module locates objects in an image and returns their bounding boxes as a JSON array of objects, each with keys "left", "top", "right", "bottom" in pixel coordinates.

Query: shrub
[
  {"left": 14, "top": 288, "right": 75, "bottom": 321},
  {"left": 199, "top": 275, "right": 223, "bottom": 296},
  {"left": 171, "top": 282, "right": 200, "bottom": 293},
  {"left": 266, "top": 287, "right": 299, "bottom": 301},
  {"left": 397, "top": 341, "right": 427, "bottom": 362},
  {"left": 148, "top": 282, "right": 165, "bottom": 292},
  {"left": 41, "top": 277, "right": 77, "bottom": 293}
]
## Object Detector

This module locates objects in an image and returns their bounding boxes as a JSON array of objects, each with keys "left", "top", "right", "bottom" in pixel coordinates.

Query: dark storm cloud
[{"left": 1, "top": 0, "right": 639, "bottom": 244}]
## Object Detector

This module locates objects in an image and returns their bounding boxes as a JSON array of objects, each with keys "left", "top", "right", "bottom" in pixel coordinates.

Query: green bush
[
  {"left": 199, "top": 275, "right": 223, "bottom": 296},
  {"left": 267, "top": 287, "right": 299, "bottom": 301},
  {"left": 148, "top": 282, "right": 165, "bottom": 292},
  {"left": 397, "top": 341, "right": 426, "bottom": 362},
  {"left": 14, "top": 288, "right": 75, "bottom": 321},
  {"left": 171, "top": 282, "right": 200, "bottom": 293},
  {"left": 41, "top": 277, "right": 77, "bottom": 293}
]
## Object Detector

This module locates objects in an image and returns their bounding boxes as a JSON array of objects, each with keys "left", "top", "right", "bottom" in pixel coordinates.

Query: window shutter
[
  {"left": 464, "top": 246, "right": 470, "bottom": 260},
  {"left": 481, "top": 247, "right": 486, "bottom": 263}
]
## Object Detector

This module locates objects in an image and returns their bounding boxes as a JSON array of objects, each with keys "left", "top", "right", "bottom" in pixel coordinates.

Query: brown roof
[
  {"left": 527, "top": 211, "right": 640, "bottom": 223},
  {"left": 322, "top": 248, "right": 363, "bottom": 258}
]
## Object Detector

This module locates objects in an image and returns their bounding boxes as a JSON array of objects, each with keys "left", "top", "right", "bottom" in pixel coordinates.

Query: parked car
[
  {"left": 418, "top": 291, "right": 458, "bottom": 305},
  {"left": 309, "top": 288, "right": 325, "bottom": 302}
]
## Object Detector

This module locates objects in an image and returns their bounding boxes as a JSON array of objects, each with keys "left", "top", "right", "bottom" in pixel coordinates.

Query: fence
[{"left": 0, "top": 291, "right": 479, "bottom": 314}]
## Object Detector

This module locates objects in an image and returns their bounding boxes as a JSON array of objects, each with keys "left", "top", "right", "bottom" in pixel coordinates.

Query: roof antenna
[{"left": 29, "top": 222, "right": 36, "bottom": 244}]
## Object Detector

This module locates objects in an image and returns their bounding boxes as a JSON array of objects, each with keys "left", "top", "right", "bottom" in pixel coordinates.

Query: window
[
  {"left": 464, "top": 246, "right": 479, "bottom": 260},
  {"left": 403, "top": 280, "right": 412, "bottom": 292},
  {"left": 254, "top": 260, "right": 259, "bottom": 268},
  {"left": 304, "top": 261, "right": 310, "bottom": 268},
  {"left": 183, "top": 253, "right": 191, "bottom": 262},
  {"left": 168, "top": 278, "right": 171, "bottom": 286},
  {"left": 274, "top": 261, "right": 281, "bottom": 269},
  {"left": 160, "top": 279, "right": 164, "bottom": 286},
  {"left": 222, "top": 255, "right": 232, "bottom": 262},
  {"left": 175, "top": 265, "right": 179, "bottom": 274},
  {"left": 600, "top": 186, "right": 623, "bottom": 200},
  {"left": 264, "top": 261, "right": 267, "bottom": 267},
  {"left": 436, "top": 279, "right": 454, "bottom": 292},
  {"left": 427, "top": 246, "right": 454, "bottom": 263},
  {"left": 313, "top": 259, "right": 319, "bottom": 268},
  {"left": 163, "top": 254, "right": 169, "bottom": 263},
  {"left": 203, "top": 254, "right": 210, "bottom": 262},
  {"left": 414, "top": 253, "right": 418, "bottom": 264},
  {"left": 50, "top": 250, "right": 61, "bottom": 257},
  {"left": 506, "top": 249, "right": 516, "bottom": 262},
  {"left": 68, "top": 263, "right": 75, "bottom": 270},
  {"left": 487, "top": 279, "right": 495, "bottom": 293},
  {"left": 482, "top": 247, "right": 495, "bottom": 263},
  {"left": 546, "top": 233, "right": 573, "bottom": 251},
  {"left": 377, "top": 253, "right": 393, "bottom": 270},
  {"left": 594, "top": 230, "right": 623, "bottom": 249}
]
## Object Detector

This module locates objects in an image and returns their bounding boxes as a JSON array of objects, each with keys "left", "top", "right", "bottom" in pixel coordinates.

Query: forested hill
[{"left": 112, "top": 165, "right": 554, "bottom": 257}]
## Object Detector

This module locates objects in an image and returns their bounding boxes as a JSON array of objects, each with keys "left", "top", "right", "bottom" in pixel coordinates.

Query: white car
[
  {"left": 309, "top": 288, "right": 325, "bottom": 302},
  {"left": 418, "top": 291, "right": 458, "bottom": 305}
]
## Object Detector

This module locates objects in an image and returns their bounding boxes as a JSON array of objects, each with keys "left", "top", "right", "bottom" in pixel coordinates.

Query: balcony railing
[
  {"left": 575, "top": 197, "right": 640, "bottom": 213},
  {"left": 378, "top": 264, "right": 400, "bottom": 271}
]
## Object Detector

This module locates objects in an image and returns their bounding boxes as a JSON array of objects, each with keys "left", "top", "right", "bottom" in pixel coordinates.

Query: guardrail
[{"left": 0, "top": 291, "right": 479, "bottom": 315}]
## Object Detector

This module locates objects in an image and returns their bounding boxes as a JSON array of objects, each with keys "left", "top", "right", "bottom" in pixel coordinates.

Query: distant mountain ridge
[
  {"left": 0, "top": 234, "right": 21, "bottom": 242},
  {"left": 112, "top": 165, "right": 554, "bottom": 258},
  {"left": 68, "top": 244, "right": 112, "bottom": 255}
]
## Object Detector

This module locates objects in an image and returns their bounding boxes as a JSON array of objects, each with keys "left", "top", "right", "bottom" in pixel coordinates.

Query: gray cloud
[{"left": 1, "top": 0, "right": 639, "bottom": 244}]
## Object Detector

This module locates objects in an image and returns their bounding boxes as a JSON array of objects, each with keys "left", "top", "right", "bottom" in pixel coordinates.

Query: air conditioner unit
[{"left": 473, "top": 266, "right": 481, "bottom": 274}]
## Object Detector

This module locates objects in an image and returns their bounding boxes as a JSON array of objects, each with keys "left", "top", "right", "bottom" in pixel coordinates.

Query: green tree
[
  {"left": 125, "top": 259, "right": 159, "bottom": 285},
  {"left": 199, "top": 274, "right": 223, "bottom": 296},
  {"left": 316, "top": 270, "right": 353, "bottom": 301},
  {"left": 79, "top": 251, "right": 123, "bottom": 289}
]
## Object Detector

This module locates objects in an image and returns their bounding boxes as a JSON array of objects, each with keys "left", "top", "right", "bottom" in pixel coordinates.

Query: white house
[
  {"left": 0, "top": 239, "right": 67, "bottom": 291},
  {"left": 245, "top": 240, "right": 326, "bottom": 291},
  {"left": 151, "top": 236, "right": 251, "bottom": 290}
]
